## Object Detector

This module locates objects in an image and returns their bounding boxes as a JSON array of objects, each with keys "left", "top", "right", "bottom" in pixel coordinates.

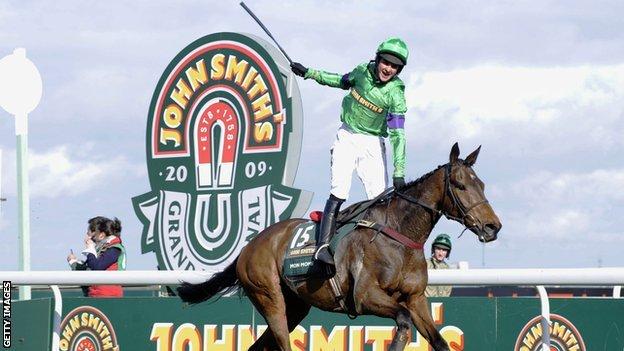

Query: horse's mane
[
  {"left": 399, "top": 158, "right": 468, "bottom": 192},
  {"left": 338, "top": 160, "right": 463, "bottom": 219},
  {"left": 400, "top": 164, "right": 444, "bottom": 191}
]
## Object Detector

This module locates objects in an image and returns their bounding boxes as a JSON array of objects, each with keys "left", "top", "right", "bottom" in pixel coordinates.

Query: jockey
[
  {"left": 430, "top": 233, "right": 452, "bottom": 261},
  {"left": 291, "top": 37, "right": 409, "bottom": 267},
  {"left": 425, "top": 234, "right": 452, "bottom": 297}
]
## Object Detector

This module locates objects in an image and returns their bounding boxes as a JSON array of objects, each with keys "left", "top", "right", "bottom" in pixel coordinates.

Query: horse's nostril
[{"left": 486, "top": 223, "right": 500, "bottom": 235}]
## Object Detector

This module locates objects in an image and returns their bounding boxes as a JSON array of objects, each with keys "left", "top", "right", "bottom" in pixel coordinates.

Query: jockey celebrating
[{"left": 291, "top": 37, "right": 409, "bottom": 266}]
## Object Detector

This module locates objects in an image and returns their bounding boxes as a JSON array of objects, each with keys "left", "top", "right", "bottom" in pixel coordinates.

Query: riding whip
[{"left": 239, "top": 1, "right": 293, "bottom": 64}]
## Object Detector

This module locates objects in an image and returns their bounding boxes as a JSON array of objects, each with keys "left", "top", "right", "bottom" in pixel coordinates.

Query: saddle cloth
[
  {"left": 281, "top": 192, "right": 391, "bottom": 280},
  {"left": 282, "top": 216, "right": 361, "bottom": 280}
]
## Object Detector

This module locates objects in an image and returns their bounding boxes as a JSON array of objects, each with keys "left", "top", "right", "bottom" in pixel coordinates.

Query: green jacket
[{"left": 305, "top": 62, "right": 407, "bottom": 177}]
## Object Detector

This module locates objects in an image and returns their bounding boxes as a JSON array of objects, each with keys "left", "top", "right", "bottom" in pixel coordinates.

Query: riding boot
[{"left": 314, "top": 195, "right": 344, "bottom": 266}]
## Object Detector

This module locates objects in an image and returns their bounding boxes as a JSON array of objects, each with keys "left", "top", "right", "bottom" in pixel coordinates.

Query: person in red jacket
[{"left": 67, "top": 216, "right": 126, "bottom": 297}]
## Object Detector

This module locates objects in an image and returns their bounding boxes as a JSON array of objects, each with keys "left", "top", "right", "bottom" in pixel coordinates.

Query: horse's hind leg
[
  {"left": 407, "top": 294, "right": 449, "bottom": 351},
  {"left": 246, "top": 289, "right": 290, "bottom": 350},
  {"left": 248, "top": 329, "right": 276, "bottom": 351},
  {"left": 247, "top": 287, "right": 311, "bottom": 351},
  {"left": 358, "top": 287, "right": 413, "bottom": 351},
  {"left": 283, "top": 286, "right": 312, "bottom": 331},
  {"left": 245, "top": 288, "right": 290, "bottom": 351}
]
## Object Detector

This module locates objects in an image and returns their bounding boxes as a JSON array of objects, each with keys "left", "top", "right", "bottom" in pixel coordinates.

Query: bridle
[{"left": 394, "top": 162, "right": 489, "bottom": 238}]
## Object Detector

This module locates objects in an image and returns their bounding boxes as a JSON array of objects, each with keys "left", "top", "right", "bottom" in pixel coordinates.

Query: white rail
[
  {"left": 427, "top": 267, "right": 624, "bottom": 285},
  {"left": 1, "top": 267, "right": 623, "bottom": 286},
  {"left": 1, "top": 268, "right": 622, "bottom": 351},
  {"left": 0, "top": 270, "right": 212, "bottom": 285}
]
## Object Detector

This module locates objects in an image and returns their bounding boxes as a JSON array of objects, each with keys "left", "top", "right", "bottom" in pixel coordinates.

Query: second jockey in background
[{"left": 291, "top": 37, "right": 409, "bottom": 267}]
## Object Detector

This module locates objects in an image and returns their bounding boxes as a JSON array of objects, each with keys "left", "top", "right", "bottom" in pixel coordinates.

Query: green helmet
[
  {"left": 376, "top": 37, "right": 409, "bottom": 66},
  {"left": 431, "top": 233, "right": 452, "bottom": 257}
]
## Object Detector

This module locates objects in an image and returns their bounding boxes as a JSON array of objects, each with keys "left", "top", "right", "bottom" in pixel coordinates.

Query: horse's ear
[
  {"left": 465, "top": 145, "right": 481, "bottom": 166},
  {"left": 450, "top": 142, "right": 460, "bottom": 163}
]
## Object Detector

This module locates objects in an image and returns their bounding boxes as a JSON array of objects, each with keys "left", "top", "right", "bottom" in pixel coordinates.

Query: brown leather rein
[{"left": 386, "top": 163, "right": 490, "bottom": 247}]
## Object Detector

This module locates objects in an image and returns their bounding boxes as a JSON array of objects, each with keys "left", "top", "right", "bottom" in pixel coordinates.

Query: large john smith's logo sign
[{"left": 133, "top": 32, "right": 311, "bottom": 272}]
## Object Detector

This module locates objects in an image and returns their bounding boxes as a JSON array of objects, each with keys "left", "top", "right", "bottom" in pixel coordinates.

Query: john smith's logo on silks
[
  {"left": 132, "top": 32, "right": 311, "bottom": 272},
  {"left": 59, "top": 306, "right": 119, "bottom": 351},
  {"left": 514, "top": 314, "right": 586, "bottom": 351}
]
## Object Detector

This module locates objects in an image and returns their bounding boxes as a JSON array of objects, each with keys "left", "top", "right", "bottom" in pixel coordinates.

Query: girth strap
[
  {"left": 328, "top": 276, "right": 356, "bottom": 319},
  {"left": 357, "top": 220, "right": 424, "bottom": 250}
]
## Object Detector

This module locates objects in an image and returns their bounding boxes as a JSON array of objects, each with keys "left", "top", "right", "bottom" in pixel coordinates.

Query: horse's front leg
[
  {"left": 406, "top": 294, "right": 449, "bottom": 351},
  {"left": 389, "top": 307, "right": 412, "bottom": 351},
  {"left": 358, "top": 287, "right": 412, "bottom": 351}
]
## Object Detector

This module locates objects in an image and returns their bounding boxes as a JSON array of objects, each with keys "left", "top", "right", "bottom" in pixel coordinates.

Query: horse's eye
[{"left": 452, "top": 180, "right": 465, "bottom": 190}]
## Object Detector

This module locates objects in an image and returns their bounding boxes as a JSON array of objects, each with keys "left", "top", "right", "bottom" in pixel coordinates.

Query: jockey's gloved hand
[
  {"left": 393, "top": 177, "right": 406, "bottom": 190},
  {"left": 291, "top": 62, "right": 308, "bottom": 77}
]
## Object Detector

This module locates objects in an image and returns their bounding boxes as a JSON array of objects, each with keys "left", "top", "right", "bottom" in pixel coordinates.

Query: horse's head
[{"left": 441, "top": 143, "right": 502, "bottom": 242}]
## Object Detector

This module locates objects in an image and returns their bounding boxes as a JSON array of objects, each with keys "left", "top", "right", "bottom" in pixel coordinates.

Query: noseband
[{"left": 394, "top": 163, "right": 489, "bottom": 232}]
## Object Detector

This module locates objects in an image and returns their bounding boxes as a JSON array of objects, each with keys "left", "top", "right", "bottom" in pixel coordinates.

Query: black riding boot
[{"left": 314, "top": 195, "right": 344, "bottom": 266}]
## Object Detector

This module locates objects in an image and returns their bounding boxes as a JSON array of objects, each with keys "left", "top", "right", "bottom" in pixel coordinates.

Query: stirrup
[
  {"left": 314, "top": 244, "right": 329, "bottom": 259},
  {"left": 314, "top": 244, "right": 335, "bottom": 265}
]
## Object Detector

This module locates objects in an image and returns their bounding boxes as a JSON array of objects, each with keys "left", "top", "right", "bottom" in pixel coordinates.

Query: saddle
[
  {"left": 281, "top": 214, "right": 362, "bottom": 280},
  {"left": 282, "top": 189, "right": 394, "bottom": 280}
]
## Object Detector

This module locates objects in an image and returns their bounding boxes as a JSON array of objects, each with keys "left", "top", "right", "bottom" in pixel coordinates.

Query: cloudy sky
[{"left": 0, "top": 0, "right": 623, "bottom": 271}]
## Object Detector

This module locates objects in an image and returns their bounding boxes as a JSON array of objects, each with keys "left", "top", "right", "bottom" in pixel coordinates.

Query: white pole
[
  {"left": 0, "top": 149, "right": 4, "bottom": 206},
  {"left": 536, "top": 286, "right": 551, "bottom": 350},
  {"left": 0, "top": 48, "right": 42, "bottom": 300},
  {"left": 51, "top": 285, "right": 62, "bottom": 351},
  {"left": 16, "top": 122, "right": 31, "bottom": 300}
]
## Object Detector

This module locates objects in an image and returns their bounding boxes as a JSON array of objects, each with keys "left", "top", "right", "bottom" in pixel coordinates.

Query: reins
[
  {"left": 342, "top": 162, "right": 490, "bottom": 249},
  {"left": 393, "top": 162, "right": 490, "bottom": 241}
]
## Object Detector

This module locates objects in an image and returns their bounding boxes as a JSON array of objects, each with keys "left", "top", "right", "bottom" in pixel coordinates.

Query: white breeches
[{"left": 330, "top": 124, "right": 388, "bottom": 200}]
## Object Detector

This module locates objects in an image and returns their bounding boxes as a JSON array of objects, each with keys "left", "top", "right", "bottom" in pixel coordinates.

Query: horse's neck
[{"left": 396, "top": 169, "right": 446, "bottom": 244}]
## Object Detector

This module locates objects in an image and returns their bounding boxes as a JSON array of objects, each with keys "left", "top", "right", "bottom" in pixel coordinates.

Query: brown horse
[{"left": 177, "top": 143, "right": 501, "bottom": 351}]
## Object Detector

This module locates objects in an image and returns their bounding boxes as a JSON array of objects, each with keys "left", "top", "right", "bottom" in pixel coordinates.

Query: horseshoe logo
[{"left": 195, "top": 100, "right": 239, "bottom": 189}]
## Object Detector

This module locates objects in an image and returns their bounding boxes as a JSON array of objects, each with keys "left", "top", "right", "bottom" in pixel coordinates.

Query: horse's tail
[{"left": 176, "top": 257, "right": 240, "bottom": 304}]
